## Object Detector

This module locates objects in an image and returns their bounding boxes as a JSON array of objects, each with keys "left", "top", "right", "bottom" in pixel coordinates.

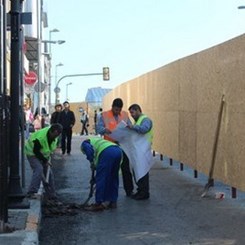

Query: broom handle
[{"left": 208, "top": 94, "right": 225, "bottom": 181}]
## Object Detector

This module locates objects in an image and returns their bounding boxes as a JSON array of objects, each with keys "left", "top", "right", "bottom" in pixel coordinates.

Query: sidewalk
[
  {"left": 0, "top": 158, "right": 42, "bottom": 245},
  {"left": 0, "top": 198, "right": 42, "bottom": 245}
]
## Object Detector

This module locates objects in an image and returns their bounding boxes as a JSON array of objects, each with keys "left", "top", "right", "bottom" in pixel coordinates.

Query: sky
[{"left": 43, "top": 0, "right": 245, "bottom": 103}]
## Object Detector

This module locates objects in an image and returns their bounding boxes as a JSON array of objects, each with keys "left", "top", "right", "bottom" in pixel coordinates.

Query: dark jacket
[
  {"left": 50, "top": 111, "right": 61, "bottom": 124},
  {"left": 58, "top": 110, "right": 76, "bottom": 129}
]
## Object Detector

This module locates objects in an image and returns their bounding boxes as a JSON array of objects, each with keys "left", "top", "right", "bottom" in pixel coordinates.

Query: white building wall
[{"left": 23, "top": 0, "right": 38, "bottom": 38}]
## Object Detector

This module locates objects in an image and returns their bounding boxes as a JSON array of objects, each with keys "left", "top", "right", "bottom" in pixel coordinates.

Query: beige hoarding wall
[{"left": 103, "top": 34, "right": 245, "bottom": 191}]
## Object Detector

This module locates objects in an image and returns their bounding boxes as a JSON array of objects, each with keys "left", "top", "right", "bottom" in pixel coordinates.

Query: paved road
[{"left": 39, "top": 136, "right": 245, "bottom": 245}]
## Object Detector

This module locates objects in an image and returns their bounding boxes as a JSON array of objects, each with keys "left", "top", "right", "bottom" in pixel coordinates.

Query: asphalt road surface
[{"left": 39, "top": 136, "right": 245, "bottom": 245}]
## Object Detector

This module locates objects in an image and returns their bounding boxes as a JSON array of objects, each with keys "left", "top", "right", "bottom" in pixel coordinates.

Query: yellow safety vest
[
  {"left": 135, "top": 114, "right": 153, "bottom": 143},
  {"left": 24, "top": 127, "right": 58, "bottom": 158}
]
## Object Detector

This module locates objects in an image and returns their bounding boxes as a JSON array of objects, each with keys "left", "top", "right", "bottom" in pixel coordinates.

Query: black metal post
[
  {"left": 8, "top": 0, "right": 27, "bottom": 208},
  {"left": 169, "top": 158, "right": 173, "bottom": 166},
  {"left": 0, "top": 0, "right": 8, "bottom": 229},
  {"left": 19, "top": 26, "right": 25, "bottom": 188},
  {"left": 231, "top": 187, "right": 237, "bottom": 199},
  {"left": 180, "top": 162, "right": 184, "bottom": 171},
  {"left": 194, "top": 169, "right": 198, "bottom": 178}
]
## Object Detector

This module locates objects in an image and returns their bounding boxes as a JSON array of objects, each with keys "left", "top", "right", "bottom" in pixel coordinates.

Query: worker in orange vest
[{"left": 97, "top": 98, "right": 134, "bottom": 197}]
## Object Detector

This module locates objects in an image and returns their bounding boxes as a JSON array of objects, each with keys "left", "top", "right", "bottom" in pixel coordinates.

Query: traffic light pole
[{"left": 54, "top": 67, "right": 109, "bottom": 105}]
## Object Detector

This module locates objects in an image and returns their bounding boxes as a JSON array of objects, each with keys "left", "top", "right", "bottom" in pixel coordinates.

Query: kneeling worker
[{"left": 81, "top": 137, "right": 123, "bottom": 211}]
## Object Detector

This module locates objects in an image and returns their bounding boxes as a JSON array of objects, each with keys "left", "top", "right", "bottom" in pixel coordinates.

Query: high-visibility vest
[
  {"left": 135, "top": 114, "right": 153, "bottom": 144},
  {"left": 89, "top": 137, "right": 119, "bottom": 166},
  {"left": 102, "top": 110, "right": 128, "bottom": 142},
  {"left": 25, "top": 127, "right": 58, "bottom": 158}
]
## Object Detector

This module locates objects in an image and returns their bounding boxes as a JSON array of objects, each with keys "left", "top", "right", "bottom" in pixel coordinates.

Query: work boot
[
  {"left": 108, "top": 202, "right": 117, "bottom": 209},
  {"left": 84, "top": 203, "right": 105, "bottom": 212},
  {"left": 26, "top": 192, "right": 39, "bottom": 199},
  {"left": 131, "top": 192, "right": 150, "bottom": 200},
  {"left": 126, "top": 191, "right": 134, "bottom": 197}
]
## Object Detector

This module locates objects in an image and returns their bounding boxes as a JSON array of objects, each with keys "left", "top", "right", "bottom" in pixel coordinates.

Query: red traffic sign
[{"left": 24, "top": 71, "right": 37, "bottom": 85}]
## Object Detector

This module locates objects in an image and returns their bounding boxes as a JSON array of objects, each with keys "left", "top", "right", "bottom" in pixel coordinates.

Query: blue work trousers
[{"left": 95, "top": 146, "right": 122, "bottom": 204}]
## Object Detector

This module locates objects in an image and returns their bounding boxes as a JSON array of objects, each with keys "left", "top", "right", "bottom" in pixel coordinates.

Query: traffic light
[{"left": 103, "top": 67, "right": 110, "bottom": 81}]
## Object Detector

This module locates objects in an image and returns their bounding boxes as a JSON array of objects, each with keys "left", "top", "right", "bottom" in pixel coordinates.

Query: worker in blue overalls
[{"left": 81, "top": 137, "right": 123, "bottom": 211}]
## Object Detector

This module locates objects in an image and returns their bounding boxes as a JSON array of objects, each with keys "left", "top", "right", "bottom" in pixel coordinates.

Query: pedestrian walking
[
  {"left": 24, "top": 104, "right": 34, "bottom": 139},
  {"left": 95, "top": 107, "right": 103, "bottom": 135},
  {"left": 25, "top": 123, "right": 63, "bottom": 199},
  {"left": 59, "top": 101, "right": 76, "bottom": 155},
  {"left": 33, "top": 114, "right": 42, "bottom": 131},
  {"left": 81, "top": 137, "right": 123, "bottom": 211},
  {"left": 97, "top": 98, "right": 134, "bottom": 197},
  {"left": 126, "top": 104, "right": 153, "bottom": 200},
  {"left": 80, "top": 110, "right": 89, "bottom": 135},
  {"left": 93, "top": 110, "right": 97, "bottom": 134}
]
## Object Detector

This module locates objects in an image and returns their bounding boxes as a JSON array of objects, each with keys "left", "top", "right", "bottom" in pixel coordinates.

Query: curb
[{"left": 22, "top": 197, "right": 42, "bottom": 245}]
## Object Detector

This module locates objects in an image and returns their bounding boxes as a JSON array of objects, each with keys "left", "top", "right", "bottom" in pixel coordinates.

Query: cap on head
[
  {"left": 63, "top": 101, "right": 69, "bottom": 105},
  {"left": 50, "top": 123, "right": 63, "bottom": 134}
]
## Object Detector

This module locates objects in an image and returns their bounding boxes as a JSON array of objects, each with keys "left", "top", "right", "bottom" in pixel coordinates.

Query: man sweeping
[{"left": 25, "top": 123, "right": 63, "bottom": 199}]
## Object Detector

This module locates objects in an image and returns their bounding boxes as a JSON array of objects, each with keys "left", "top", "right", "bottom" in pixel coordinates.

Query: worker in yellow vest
[
  {"left": 126, "top": 104, "right": 153, "bottom": 200},
  {"left": 25, "top": 123, "right": 63, "bottom": 199},
  {"left": 81, "top": 137, "right": 123, "bottom": 211},
  {"left": 97, "top": 98, "right": 134, "bottom": 197}
]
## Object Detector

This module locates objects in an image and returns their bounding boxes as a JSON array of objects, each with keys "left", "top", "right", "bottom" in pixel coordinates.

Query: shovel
[
  {"left": 42, "top": 164, "right": 53, "bottom": 194},
  {"left": 82, "top": 163, "right": 96, "bottom": 207}
]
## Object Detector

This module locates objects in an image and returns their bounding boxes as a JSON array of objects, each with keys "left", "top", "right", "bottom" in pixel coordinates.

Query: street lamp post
[
  {"left": 49, "top": 28, "right": 59, "bottom": 59},
  {"left": 66, "top": 82, "right": 72, "bottom": 101},
  {"left": 42, "top": 31, "right": 65, "bottom": 112},
  {"left": 42, "top": 40, "right": 65, "bottom": 45},
  {"left": 55, "top": 63, "right": 64, "bottom": 104},
  {"left": 55, "top": 62, "right": 64, "bottom": 84},
  {"left": 48, "top": 28, "right": 59, "bottom": 112}
]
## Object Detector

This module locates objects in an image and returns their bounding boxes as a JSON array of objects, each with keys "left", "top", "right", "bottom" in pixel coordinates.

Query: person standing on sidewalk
[
  {"left": 50, "top": 104, "right": 62, "bottom": 124},
  {"left": 81, "top": 137, "right": 123, "bottom": 211},
  {"left": 126, "top": 104, "right": 153, "bottom": 200},
  {"left": 25, "top": 123, "right": 63, "bottom": 199},
  {"left": 59, "top": 101, "right": 76, "bottom": 155},
  {"left": 24, "top": 104, "right": 34, "bottom": 139},
  {"left": 50, "top": 103, "right": 63, "bottom": 147},
  {"left": 97, "top": 98, "right": 134, "bottom": 197}
]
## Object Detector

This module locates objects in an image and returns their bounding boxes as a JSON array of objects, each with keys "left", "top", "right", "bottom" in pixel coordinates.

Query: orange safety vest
[{"left": 102, "top": 110, "right": 128, "bottom": 142}]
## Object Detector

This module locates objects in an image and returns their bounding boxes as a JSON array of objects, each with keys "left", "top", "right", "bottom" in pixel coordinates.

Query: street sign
[
  {"left": 54, "top": 87, "right": 61, "bottom": 93},
  {"left": 34, "top": 82, "right": 46, "bottom": 92},
  {"left": 24, "top": 71, "right": 37, "bottom": 85}
]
